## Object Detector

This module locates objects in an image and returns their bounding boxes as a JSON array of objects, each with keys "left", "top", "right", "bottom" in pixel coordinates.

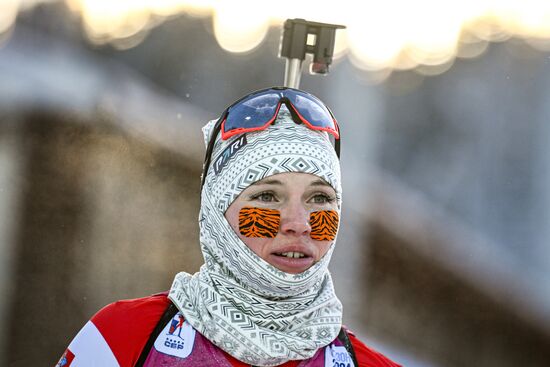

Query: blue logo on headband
[{"left": 213, "top": 134, "right": 247, "bottom": 175}]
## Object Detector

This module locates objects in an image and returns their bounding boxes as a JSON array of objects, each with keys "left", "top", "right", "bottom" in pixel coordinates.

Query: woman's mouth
[
  {"left": 276, "top": 251, "right": 306, "bottom": 258},
  {"left": 269, "top": 251, "right": 314, "bottom": 273}
]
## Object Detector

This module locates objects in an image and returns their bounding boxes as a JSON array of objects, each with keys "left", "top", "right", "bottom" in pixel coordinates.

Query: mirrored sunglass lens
[
  {"left": 224, "top": 93, "right": 281, "bottom": 131},
  {"left": 286, "top": 91, "right": 335, "bottom": 128}
]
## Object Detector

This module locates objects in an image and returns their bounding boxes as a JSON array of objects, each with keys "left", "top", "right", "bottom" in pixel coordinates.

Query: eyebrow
[
  {"left": 310, "top": 179, "right": 331, "bottom": 187},
  {"left": 251, "top": 179, "right": 282, "bottom": 186},
  {"left": 251, "top": 178, "right": 331, "bottom": 187}
]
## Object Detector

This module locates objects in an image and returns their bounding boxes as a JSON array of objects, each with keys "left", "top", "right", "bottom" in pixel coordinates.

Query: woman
[{"left": 56, "top": 87, "right": 400, "bottom": 367}]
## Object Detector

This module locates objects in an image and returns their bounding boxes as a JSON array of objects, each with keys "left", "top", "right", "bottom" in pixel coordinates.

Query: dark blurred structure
[{"left": 1, "top": 3, "right": 550, "bottom": 367}]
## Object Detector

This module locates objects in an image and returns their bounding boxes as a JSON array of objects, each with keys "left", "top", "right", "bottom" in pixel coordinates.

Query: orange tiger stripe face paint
[
  {"left": 310, "top": 210, "right": 339, "bottom": 241},
  {"left": 239, "top": 207, "right": 281, "bottom": 238}
]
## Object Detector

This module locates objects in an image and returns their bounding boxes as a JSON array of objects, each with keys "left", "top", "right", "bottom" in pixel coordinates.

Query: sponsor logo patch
[
  {"left": 324, "top": 345, "right": 355, "bottom": 367},
  {"left": 154, "top": 313, "right": 195, "bottom": 358},
  {"left": 56, "top": 349, "right": 75, "bottom": 367}
]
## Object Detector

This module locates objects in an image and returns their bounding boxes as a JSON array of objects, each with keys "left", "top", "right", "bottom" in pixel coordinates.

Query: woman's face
[{"left": 224, "top": 172, "right": 338, "bottom": 274}]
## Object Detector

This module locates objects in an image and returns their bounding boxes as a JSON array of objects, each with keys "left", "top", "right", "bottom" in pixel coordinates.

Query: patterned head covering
[{"left": 169, "top": 106, "right": 343, "bottom": 366}]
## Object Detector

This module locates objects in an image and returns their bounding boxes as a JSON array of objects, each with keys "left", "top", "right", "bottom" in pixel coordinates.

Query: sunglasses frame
[
  {"left": 201, "top": 87, "right": 341, "bottom": 189},
  {"left": 219, "top": 89, "right": 340, "bottom": 140}
]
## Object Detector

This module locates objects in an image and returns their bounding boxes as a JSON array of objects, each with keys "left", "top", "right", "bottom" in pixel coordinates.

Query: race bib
[{"left": 324, "top": 345, "right": 355, "bottom": 367}]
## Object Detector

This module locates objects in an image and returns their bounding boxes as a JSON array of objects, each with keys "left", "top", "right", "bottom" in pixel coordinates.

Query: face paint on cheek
[
  {"left": 238, "top": 207, "right": 281, "bottom": 238},
  {"left": 310, "top": 210, "right": 339, "bottom": 241}
]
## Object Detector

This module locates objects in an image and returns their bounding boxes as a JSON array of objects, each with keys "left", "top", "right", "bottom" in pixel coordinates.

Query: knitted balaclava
[{"left": 169, "top": 106, "right": 343, "bottom": 366}]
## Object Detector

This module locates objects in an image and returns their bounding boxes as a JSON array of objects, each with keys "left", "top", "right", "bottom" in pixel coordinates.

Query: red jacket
[{"left": 57, "top": 293, "right": 401, "bottom": 367}]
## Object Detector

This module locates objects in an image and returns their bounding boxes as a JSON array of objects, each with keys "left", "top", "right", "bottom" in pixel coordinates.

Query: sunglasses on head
[{"left": 201, "top": 87, "right": 341, "bottom": 189}]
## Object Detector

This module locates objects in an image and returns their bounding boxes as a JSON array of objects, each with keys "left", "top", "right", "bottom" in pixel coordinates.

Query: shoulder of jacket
[
  {"left": 343, "top": 327, "right": 402, "bottom": 367},
  {"left": 89, "top": 292, "right": 172, "bottom": 366},
  {"left": 92, "top": 292, "right": 170, "bottom": 320}
]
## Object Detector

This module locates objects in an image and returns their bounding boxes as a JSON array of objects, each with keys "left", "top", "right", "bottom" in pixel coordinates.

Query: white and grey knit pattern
[
  {"left": 203, "top": 108, "right": 341, "bottom": 213},
  {"left": 169, "top": 107, "right": 343, "bottom": 366}
]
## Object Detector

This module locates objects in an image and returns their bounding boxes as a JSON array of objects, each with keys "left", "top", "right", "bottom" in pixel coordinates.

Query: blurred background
[{"left": 1, "top": 1, "right": 550, "bottom": 366}]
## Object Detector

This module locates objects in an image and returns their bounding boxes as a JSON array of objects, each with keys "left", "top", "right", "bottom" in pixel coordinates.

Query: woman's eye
[
  {"left": 253, "top": 192, "right": 276, "bottom": 202},
  {"left": 311, "top": 194, "right": 334, "bottom": 204}
]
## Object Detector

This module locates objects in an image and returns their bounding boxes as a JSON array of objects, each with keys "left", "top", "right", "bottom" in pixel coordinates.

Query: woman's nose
[{"left": 279, "top": 203, "right": 311, "bottom": 236}]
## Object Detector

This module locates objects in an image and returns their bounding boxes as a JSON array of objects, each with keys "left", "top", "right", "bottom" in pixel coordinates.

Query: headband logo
[{"left": 214, "top": 134, "right": 247, "bottom": 175}]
